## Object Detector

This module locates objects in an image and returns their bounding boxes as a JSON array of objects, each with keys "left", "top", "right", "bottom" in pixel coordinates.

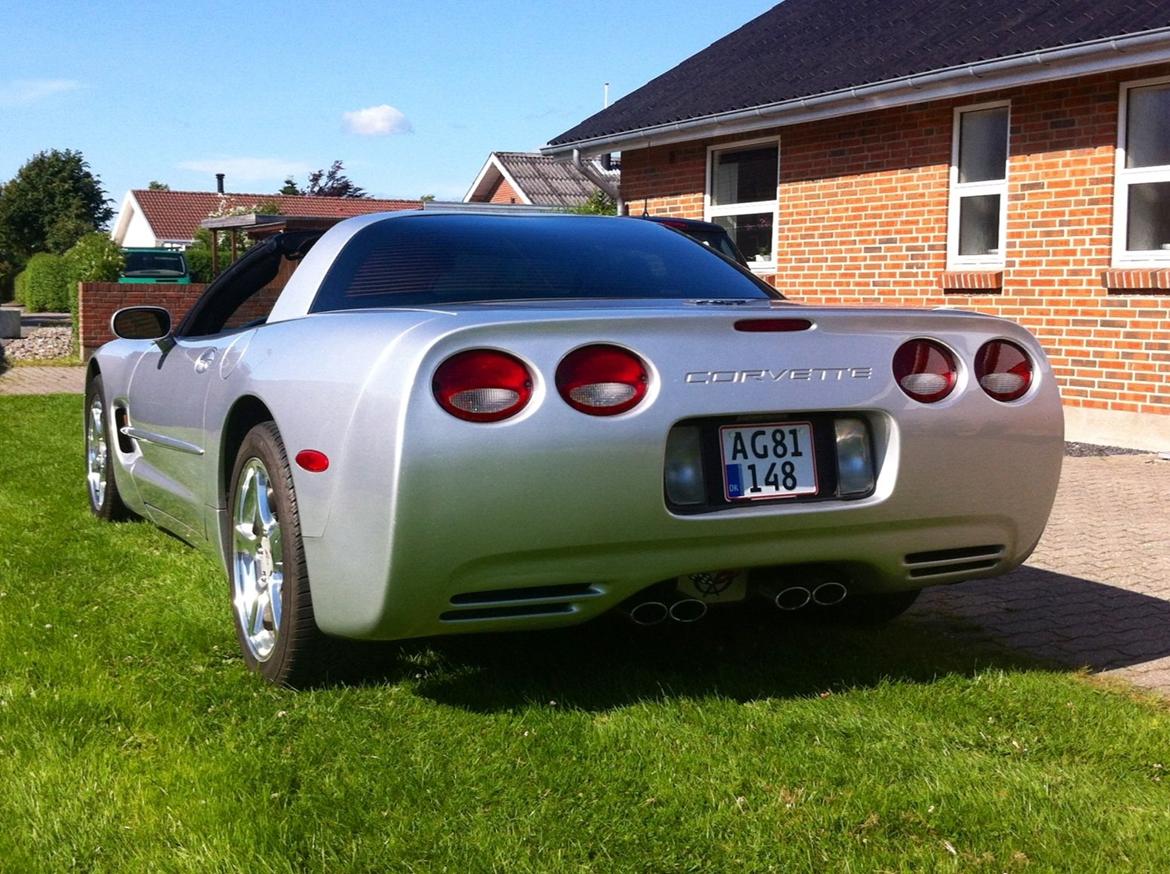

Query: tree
[
  {"left": 0, "top": 149, "right": 113, "bottom": 261},
  {"left": 279, "top": 176, "right": 302, "bottom": 196},
  {"left": 147, "top": 180, "right": 170, "bottom": 191},
  {"left": 304, "top": 161, "right": 367, "bottom": 198},
  {"left": 419, "top": 194, "right": 436, "bottom": 203}
]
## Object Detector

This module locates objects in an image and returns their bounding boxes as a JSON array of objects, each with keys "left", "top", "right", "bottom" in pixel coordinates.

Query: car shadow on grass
[{"left": 313, "top": 567, "right": 1170, "bottom": 708}]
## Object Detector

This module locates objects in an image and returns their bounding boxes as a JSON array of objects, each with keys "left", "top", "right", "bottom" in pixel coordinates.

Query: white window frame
[
  {"left": 947, "top": 100, "right": 1011, "bottom": 270},
  {"left": 1113, "top": 74, "right": 1170, "bottom": 266},
  {"left": 705, "top": 136, "right": 780, "bottom": 273}
]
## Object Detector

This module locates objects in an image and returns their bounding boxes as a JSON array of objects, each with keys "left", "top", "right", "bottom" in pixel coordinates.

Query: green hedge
[
  {"left": 64, "top": 233, "right": 123, "bottom": 328},
  {"left": 13, "top": 268, "right": 30, "bottom": 306},
  {"left": 22, "top": 253, "right": 70, "bottom": 313}
]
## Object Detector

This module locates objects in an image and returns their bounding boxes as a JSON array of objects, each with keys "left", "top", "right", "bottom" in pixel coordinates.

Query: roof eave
[{"left": 543, "top": 28, "right": 1170, "bottom": 156}]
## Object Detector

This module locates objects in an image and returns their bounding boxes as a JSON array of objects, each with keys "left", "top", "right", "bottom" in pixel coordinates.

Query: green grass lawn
[{"left": 2, "top": 395, "right": 1169, "bottom": 872}]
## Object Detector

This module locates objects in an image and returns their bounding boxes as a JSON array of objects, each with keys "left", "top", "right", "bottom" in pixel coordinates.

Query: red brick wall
[
  {"left": 620, "top": 64, "right": 1170, "bottom": 427},
  {"left": 487, "top": 177, "right": 523, "bottom": 204},
  {"left": 79, "top": 283, "right": 207, "bottom": 356},
  {"left": 80, "top": 257, "right": 300, "bottom": 355}
]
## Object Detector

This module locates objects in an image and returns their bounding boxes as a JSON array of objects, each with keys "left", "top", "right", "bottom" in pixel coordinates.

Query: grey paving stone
[{"left": 912, "top": 453, "right": 1170, "bottom": 696}]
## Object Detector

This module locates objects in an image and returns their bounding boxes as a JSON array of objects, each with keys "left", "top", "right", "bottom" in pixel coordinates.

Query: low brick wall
[{"left": 79, "top": 282, "right": 207, "bottom": 357}]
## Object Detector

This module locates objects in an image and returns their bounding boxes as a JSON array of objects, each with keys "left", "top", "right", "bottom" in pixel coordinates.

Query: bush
[
  {"left": 22, "top": 253, "right": 70, "bottom": 312},
  {"left": 64, "top": 233, "right": 123, "bottom": 284},
  {"left": 64, "top": 233, "right": 123, "bottom": 328},
  {"left": 13, "top": 268, "right": 30, "bottom": 306}
]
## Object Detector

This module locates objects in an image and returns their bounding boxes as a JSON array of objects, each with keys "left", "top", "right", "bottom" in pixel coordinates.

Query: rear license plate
[{"left": 719, "top": 422, "right": 818, "bottom": 501}]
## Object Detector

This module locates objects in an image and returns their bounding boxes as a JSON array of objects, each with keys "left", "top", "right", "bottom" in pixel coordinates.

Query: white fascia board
[
  {"left": 491, "top": 155, "right": 532, "bottom": 205},
  {"left": 463, "top": 153, "right": 533, "bottom": 205},
  {"left": 463, "top": 155, "right": 500, "bottom": 202},
  {"left": 110, "top": 190, "right": 141, "bottom": 244},
  {"left": 542, "top": 29, "right": 1170, "bottom": 157}
]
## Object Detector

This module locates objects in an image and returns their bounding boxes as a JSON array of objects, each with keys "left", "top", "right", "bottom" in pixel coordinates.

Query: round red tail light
[
  {"left": 432, "top": 350, "right": 533, "bottom": 422},
  {"left": 975, "top": 339, "right": 1033, "bottom": 402},
  {"left": 893, "top": 339, "right": 958, "bottom": 403},
  {"left": 556, "top": 344, "right": 649, "bottom": 416}
]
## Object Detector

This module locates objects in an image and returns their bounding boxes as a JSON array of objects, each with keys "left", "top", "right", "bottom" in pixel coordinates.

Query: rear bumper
[
  {"left": 289, "top": 304, "right": 1065, "bottom": 640},
  {"left": 303, "top": 402, "right": 1063, "bottom": 640}
]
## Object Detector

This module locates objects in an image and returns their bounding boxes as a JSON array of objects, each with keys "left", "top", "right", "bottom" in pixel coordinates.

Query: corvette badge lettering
[{"left": 685, "top": 367, "right": 873, "bottom": 384}]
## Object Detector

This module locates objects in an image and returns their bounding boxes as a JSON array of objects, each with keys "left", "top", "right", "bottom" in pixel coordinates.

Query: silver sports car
[{"left": 86, "top": 211, "right": 1063, "bottom": 684}]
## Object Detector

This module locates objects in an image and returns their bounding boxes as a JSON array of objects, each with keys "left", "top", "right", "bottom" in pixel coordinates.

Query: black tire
[
  {"left": 84, "top": 375, "right": 131, "bottom": 521},
  {"left": 830, "top": 588, "right": 922, "bottom": 625},
  {"left": 227, "top": 421, "right": 328, "bottom": 686}
]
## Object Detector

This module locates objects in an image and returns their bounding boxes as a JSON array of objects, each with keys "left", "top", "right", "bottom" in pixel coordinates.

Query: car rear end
[
  {"left": 302, "top": 302, "right": 1062, "bottom": 641},
  {"left": 119, "top": 248, "right": 191, "bottom": 284}
]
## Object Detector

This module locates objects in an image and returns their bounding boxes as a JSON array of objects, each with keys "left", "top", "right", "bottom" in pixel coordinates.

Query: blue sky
[{"left": 1, "top": 0, "right": 777, "bottom": 208}]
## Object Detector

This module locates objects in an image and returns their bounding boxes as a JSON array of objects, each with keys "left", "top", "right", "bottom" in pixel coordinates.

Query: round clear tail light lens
[
  {"left": 893, "top": 339, "right": 958, "bottom": 403},
  {"left": 556, "top": 344, "right": 649, "bottom": 416},
  {"left": 432, "top": 350, "right": 533, "bottom": 422},
  {"left": 975, "top": 339, "right": 1033, "bottom": 402}
]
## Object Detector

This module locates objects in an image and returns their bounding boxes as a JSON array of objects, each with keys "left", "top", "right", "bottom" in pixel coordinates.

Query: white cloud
[
  {"left": 0, "top": 79, "right": 81, "bottom": 106},
  {"left": 177, "top": 157, "right": 312, "bottom": 184},
  {"left": 342, "top": 104, "right": 412, "bottom": 136}
]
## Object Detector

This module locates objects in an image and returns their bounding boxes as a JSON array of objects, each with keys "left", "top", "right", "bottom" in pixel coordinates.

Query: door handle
[{"left": 194, "top": 349, "right": 218, "bottom": 374}]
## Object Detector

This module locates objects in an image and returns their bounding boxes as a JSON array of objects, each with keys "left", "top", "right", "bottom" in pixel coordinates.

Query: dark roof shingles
[{"left": 550, "top": 0, "right": 1170, "bottom": 146}]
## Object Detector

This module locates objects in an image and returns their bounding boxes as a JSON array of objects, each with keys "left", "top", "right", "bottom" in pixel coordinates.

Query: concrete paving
[
  {"left": 1, "top": 361, "right": 1167, "bottom": 694},
  {"left": 0, "top": 365, "right": 87, "bottom": 395},
  {"left": 914, "top": 452, "right": 1170, "bottom": 695}
]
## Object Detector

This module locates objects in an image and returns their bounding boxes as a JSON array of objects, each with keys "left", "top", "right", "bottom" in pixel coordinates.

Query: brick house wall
[
  {"left": 621, "top": 63, "right": 1170, "bottom": 448},
  {"left": 487, "top": 176, "right": 523, "bottom": 204}
]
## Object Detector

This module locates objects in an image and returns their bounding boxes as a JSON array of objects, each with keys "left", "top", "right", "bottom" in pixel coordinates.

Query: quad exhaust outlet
[
  {"left": 811, "top": 581, "right": 848, "bottom": 606},
  {"left": 624, "top": 599, "right": 669, "bottom": 626},
  {"left": 668, "top": 597, "right": 707, "bottom": 623},
  {"left": 621, "top": 594, "right": 708, "bottom": 625},
  {"left": 759, "top": 581, "right": 849, "bottom": 610}
]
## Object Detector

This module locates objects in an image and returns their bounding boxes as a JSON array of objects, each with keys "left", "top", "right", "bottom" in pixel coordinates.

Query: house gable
[
  {"left": 109, "top": 190, "right": 420, "bottom": 249},
  {"left": 465, "top": 152, "right": 618, "bottom": 207}
]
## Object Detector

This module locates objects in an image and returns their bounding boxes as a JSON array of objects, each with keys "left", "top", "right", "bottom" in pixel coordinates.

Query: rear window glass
[
  {"left": 677, "top": 226, "right": 743, "bottom": 261},
  {"left": 310, "top": 215, "right": 775, "bottom": 311},
  {"left": 123, "top": 251, "right": 187, "bottom": 276}
]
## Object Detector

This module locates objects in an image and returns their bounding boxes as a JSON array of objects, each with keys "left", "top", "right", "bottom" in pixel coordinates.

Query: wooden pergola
[{"left": 198, "top": 214, "right": 345, "bottom": 276}]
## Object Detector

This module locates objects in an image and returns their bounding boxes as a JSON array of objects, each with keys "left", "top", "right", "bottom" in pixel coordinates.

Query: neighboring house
[
  {"left": 464, "top": 151, "right": 619, "bottom": 207},
  {"left": 110, "top": 189, "right": 419, "bottom": 248},
  {"left": 545, "top": 0, "right": 1170, "bottom": 450}
]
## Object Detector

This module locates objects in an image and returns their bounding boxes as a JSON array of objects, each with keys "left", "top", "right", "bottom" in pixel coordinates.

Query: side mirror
[{"left": 111, "top": 306, "right": 172, "bottom": 342}]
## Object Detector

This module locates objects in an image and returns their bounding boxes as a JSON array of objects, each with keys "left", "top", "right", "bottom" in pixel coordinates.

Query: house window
[
  {"left": 948, "top": 102, "right": 1009, "bottom": 267},
  {"left": 1114, "top": 76, "right": 1170, "bottom": 263},
  {"left": 706, "top": 139, "right": 779, "bottom": 270}
]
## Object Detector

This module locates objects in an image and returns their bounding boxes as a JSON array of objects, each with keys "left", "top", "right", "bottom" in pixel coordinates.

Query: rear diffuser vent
[
  {"left": 449, "top": 583, "right": 599, "bottom": 605},
  {"left": 904, "top": 545, "right": 1005, "bottom": 580},
  {"left": 441, "top": 583, "right": 602, "bottom": 623},
  {"left": 440, "top": 604, "right": 573, "bottom": 622}
]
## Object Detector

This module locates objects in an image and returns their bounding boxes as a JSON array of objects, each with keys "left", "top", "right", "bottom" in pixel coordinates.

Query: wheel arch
[{"left": 220, "top": 395, "right": 277, "bottom": 509}]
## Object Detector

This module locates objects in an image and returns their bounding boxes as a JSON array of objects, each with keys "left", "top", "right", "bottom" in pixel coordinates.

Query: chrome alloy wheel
[
  {"left": 232, "top": 458, "right": 284, "bottom": 662},
  {"left": 86, "top": 392, "right": 108, "bottom": 509}
]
